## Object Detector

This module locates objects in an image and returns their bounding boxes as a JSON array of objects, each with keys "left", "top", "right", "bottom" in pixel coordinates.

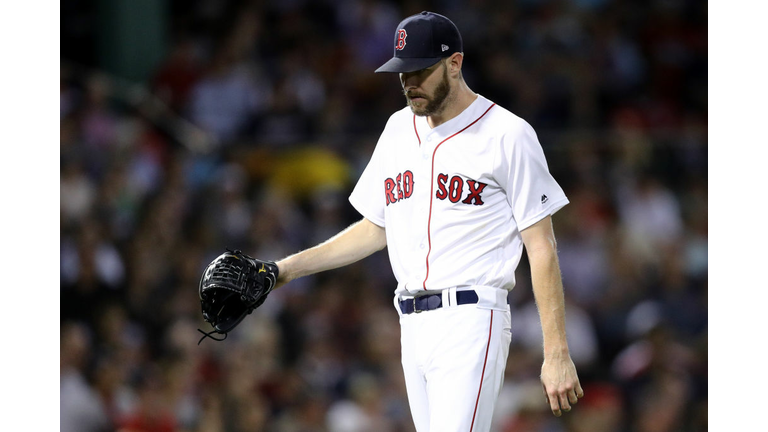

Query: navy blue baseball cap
[{"left": 375, "top": 11, "right": 463, "bottom": 73}]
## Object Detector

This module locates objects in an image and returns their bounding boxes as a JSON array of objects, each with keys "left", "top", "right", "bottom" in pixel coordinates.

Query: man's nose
[{"left": 400, "top": 72, "right": 420, "bottom": 91}]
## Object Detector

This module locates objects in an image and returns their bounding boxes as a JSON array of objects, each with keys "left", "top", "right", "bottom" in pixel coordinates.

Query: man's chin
[
  {"left": 409, "top": 95, "right": 444, "bottom": 116},
  {"left": 408, "top": 101, "right": 430, "bottom": 116}
]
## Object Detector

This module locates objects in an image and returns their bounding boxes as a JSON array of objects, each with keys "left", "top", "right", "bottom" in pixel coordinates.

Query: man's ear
[{"left": 446, "top": 52, "right": 464, "bottom": 78}]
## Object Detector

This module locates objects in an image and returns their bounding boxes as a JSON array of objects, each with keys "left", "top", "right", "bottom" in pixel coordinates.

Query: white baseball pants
[{"left": 398, "top": 293, "right": 512, "bottom": 432}]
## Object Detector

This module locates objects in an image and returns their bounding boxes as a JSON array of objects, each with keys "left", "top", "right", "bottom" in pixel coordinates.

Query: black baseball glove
[{"left": 197, "top": 249, "right": 278, "bottom": 344}]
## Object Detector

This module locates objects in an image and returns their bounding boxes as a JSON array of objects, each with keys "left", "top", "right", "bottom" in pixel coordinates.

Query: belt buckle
[{"left": 413, "top": 297, "right": 422, "bottom": 314}]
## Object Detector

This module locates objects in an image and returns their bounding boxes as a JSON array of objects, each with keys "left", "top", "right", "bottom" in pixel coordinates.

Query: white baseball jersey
[{"left": 349, "top": 95, "right": 568, "bottom": 297}]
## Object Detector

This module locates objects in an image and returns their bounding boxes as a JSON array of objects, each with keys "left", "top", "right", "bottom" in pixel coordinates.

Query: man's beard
[{"left": 405, "top": 66, "right": 451, "bottom": 117}]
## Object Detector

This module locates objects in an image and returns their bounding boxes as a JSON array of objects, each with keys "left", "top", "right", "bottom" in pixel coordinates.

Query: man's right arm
[{"left": 274, "top": 218, "right": 386, "bottom": 289}]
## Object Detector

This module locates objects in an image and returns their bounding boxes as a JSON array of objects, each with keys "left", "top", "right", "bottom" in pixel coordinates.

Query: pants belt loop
[
  {"left": 394, "top": 293, "right": 404, "bottom": 317},
  {"left": 441, "top": 289, "right": 451, "bottom": 308},
  {"left": 449, "top": 287, "right": 458, "bottom": 307}
]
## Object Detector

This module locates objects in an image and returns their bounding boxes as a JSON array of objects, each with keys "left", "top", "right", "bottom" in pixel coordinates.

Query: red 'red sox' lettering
[
  {"left": 402, "top": 170, "right": 414, "bottom": 197},
  {"left": 385, "top": 170, "right": 415, "bottom": 205},
  {"left": 435, "top": 174, "right": 449, "bottom": 200},
  {"left": 462, "top": 180, "right": 487, "bottom": 205},
  {"left": 435, "top": 174, "right": 487, "bottom": 206},
  {"left": 448, "top": 176, "right": 463, "bottom": 203}
]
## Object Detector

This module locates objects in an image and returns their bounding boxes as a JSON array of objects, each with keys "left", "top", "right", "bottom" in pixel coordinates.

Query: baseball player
[{"left": 273, "top": 11, "right": 583, "bottom": 431}]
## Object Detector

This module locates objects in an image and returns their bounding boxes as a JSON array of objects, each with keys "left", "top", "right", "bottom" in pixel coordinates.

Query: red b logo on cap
[{"left": 396, "top": 29, "right": 407, "bottom": 50}]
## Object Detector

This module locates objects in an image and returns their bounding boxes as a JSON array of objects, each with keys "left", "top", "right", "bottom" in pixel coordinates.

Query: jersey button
[{"left": 420, "top": 244, "right": 425, "bottom": 249}]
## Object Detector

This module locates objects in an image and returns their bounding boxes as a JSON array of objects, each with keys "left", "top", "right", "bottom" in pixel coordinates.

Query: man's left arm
[{"left": 520, "top": 215, "right": 584, "bottom": 417}]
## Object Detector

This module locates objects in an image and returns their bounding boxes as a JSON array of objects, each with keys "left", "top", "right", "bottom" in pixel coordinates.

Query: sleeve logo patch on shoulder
[{"left": 541, "top": 194, "right": 548, "bottom": 204}]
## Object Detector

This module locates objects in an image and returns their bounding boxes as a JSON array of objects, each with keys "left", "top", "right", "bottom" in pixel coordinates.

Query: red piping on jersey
[
  {"left": 422, "top": 103, "right": 496, "bottom": 290},
  {"left": 470, "top": 310, "right": 494, "bottom": 432},
  {"left": 413, "top": 114, "right": 421, "bottom": 145}
]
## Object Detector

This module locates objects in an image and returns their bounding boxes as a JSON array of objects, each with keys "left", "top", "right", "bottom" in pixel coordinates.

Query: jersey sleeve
[
  {"left": 349, "top": 135, "right": 387, "bottom": 228},
  {"left": 494, "top": 119, "right": 569, "bottom": 231}
]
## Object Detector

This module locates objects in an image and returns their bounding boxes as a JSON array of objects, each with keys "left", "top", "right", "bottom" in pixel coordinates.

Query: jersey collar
[{"left": 415, "top": 94, "right": 493, "bottom": 141}]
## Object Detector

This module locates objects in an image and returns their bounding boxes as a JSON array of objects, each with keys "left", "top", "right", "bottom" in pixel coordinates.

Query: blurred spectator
[
  {"left": 61, "top": 67, "right": 81, "bottom": 119},
  {"left": 336, "top": 0, "right": 400, "bottom": 71},
  {"left": 61, "top": 322, "right": 111, "bottom": 432},
  {"left": 60, "top": 157, "right": 97, "bottom": 226},
  {"left": 554, "top": 184, "right": 613, "bottom": 308},
  {"left": 210, "top": 162, "right": 253, "bottom": 245},
  {"left": 81, "top": 74, "right": 119, "bottom": 150},
  {"left": 152, "top": 38, "right": 204, "bottom": 114},
  {"left": 612, "top": 301, "right": 702, "bottom": 432},
  {"left": 92, "top": 352, "right": 137, "bottom": 429},
  {"left": 493, "top": 379, "right": 567, "bottom": 432},
  {"left": 564, "top": 383, "right": 625, "bottom": 432},
  {"left": 511, "top": 299, "right": 599, "bottom": 370},
  {"left": 186, "top": 19, "right": 272, "bottom": 143},
  {"left": 326, "top": 373, "right": 395, "bottom": 432},
  {"left": 61, "top": 222, "right": 125, "bottom": 326},
  {"left": 615, "top": 174, "right": 684, "bottom": 267},
  {"left": 255, "top": 76, "right": 314, "bottom": 147},
  {"left": 117, "top": 366, "right": 178, "bottom": 432}
]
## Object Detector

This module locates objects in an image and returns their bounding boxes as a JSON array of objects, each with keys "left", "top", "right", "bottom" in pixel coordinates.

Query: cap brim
[{"left": 375, "top": 56, "right": 442, "bottom": 73}]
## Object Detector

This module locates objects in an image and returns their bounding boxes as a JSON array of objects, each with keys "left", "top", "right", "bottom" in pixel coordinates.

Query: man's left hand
[{"left": 540, "top": 355, "right": 584, "bottom": 417}]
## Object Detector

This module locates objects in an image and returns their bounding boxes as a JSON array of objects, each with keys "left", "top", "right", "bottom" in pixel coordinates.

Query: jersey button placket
[
  {"left": 422, "top": 132, "right": 442, "bottom": 291},
  {"left": 422, "top": 134, "right": 436, "bottom": 159}
]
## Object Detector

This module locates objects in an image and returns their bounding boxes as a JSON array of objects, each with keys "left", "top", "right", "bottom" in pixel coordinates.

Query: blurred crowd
[{"left": 60, "top": 0, "right": 707, "bottom": 431}]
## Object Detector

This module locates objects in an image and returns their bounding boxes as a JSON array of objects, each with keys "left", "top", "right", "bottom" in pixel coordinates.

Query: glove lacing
[{"left": 197, "top": 328, "right": 228, "bottom": 345}]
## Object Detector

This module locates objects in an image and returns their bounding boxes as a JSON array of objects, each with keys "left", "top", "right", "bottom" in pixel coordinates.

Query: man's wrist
[
  {"left": 275, "top": 259, "right": 293, "bottom": 285},
  {"left": 543, "top": 346, "right": 570, "bottom": 360}
]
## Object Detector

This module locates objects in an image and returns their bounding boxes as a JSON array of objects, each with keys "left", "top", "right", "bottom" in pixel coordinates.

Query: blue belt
[{"left": 399, "top": 290, "right": 479, "bottom": 314}]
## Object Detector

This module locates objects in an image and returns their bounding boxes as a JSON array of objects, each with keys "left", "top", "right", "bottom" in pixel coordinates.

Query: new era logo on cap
[{"left": 376, "top": 11, "right": 464, "bottom": 73}]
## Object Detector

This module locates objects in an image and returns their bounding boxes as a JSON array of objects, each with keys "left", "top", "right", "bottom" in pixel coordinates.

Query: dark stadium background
[{"left": 60, "top": 1, "right": 707, "bottom": 431}]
